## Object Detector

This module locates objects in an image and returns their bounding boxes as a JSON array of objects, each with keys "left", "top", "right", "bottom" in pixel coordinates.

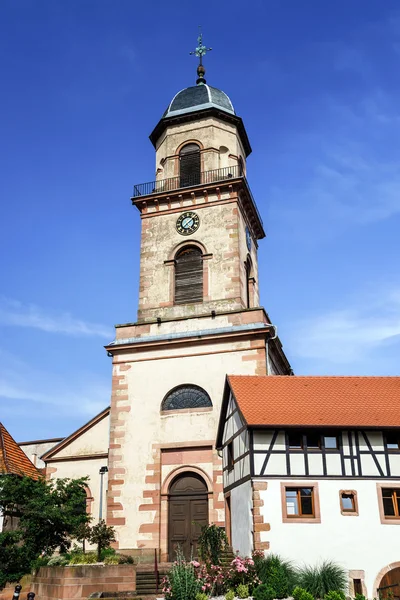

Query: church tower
[{"left": 105, "top": 35, "right": 291, "bottom": 561}]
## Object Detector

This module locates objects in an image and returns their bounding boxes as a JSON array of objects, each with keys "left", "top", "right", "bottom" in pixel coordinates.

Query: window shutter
[
  {"left": 175, "top": 247, "right": 203, "bottom": 304},
  {"left": 180, "top": 144, "right": 200, "bottom": 188}
]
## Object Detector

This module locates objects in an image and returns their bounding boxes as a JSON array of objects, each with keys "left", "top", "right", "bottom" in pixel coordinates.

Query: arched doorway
[
  {"left": 168, "top": 472, "right": 208, "bottom": 560},
  {"left": 378, "top": 567, "right": 400, "bottom": 599}
]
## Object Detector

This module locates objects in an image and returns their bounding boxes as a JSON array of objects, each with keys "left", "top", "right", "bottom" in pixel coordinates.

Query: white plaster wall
[
  {"left": 19, "top": 440, "right": 62, "bottom": 468},
  {"left": 55, "top": 416, "right": 110, "bottom": 458},
  {"left": 115, "top": 344, "right": 260, "bottom": 548},
  {"left": 259, "top": 479, "right": 400, "bottom": 597},
  {"left": 230, "top": 480, "right": 253, "bottom": 557}
]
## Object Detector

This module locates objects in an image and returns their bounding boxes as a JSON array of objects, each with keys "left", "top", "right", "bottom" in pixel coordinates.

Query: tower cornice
[
  {"left": 150, "top": 107, "right": 252, "bottom": 157},
  {"left": 131, "top": 177, "right": 265, "bottom": 241}
]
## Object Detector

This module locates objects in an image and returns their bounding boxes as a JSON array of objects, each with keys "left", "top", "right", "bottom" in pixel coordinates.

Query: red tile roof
[
  {"left": 0, "top": 423, "right": 41, "bottom": 479},
  {"left": 227, "top": 375, "right": 400, "bottom": 428}
]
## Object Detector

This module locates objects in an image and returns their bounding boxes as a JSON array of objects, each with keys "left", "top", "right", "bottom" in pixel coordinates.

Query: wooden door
[
  {"left": 168, "top": 474, "right": 208, "bottom": 560},
  {"left": 379, "top": 568, "right": 400, "bottom": 600}
]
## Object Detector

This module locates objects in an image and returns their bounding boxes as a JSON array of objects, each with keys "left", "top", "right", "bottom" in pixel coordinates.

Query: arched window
[
  {"left": 162, "top": 385, "right": 212, "bottom": 411},
  {"left": 175, "top": 246, "right": 203, "bottom": 304},
  {"left": 180, "top": 143, "right": 201, "bottom": 188}
]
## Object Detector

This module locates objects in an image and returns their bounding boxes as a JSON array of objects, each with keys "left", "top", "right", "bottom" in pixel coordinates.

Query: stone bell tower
[{"left": 105, "top": 35, "right": 291, "bottom": 562}]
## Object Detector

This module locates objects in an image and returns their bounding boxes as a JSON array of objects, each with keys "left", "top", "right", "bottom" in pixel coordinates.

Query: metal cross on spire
[{"left": 190, "top": 27, "right": 212, "bottom": 85}]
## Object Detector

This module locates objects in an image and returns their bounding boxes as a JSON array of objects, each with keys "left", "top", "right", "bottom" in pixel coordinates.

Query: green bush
[
  {"left": 197, "top": 523, "right": 228, "bottom": 565},
  {"left": 101, "top": 547, "right": 117, "bottom": 559},
  {"left": 195, "top": 594, "right": 208, "bottom": 600},
  {"left": 293, "top": 588, "right": 314, "bottom": 600},
  {"left": 237, "top": 584, "right": 250, "bottom": 599},
  {"left": 225, "top": 590, "right": 235, "bottom": 600},
  {"left": 325, "top": 592, "right": 346, "bottom": 600},
  {"left": 31, "top": 556, "right": 50, "bottom": 571},
  {"left": 255, "top": 554, "right": 298, "bottom": 598},
  {"left": 354, "top": 594, "right": 366, "bottom": 600},
  {"left": 47, "top": 556, "right": 69, "bottom": 567},
  {"left": 299, "top": 561, "right": 347, "bottom": 598},
  {"left": 68, "top": 552, "right": 98, "bottom": 565},
  {"left": 104, "top": 555, "right": 119, "bottom": 565},
  {"left": 117, "top": 554, "right": 134, "bottom": 564},
  {"left": 254, "top": 583, "right": 276, "bottom": 600},
  {"left": 104, "top": 554, "right": 134, "bottom": 565}
]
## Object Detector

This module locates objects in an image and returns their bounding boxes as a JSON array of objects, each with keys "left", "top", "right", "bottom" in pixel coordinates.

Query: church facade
[{"left": 37, "top": 59, "right": 292, "bottom": 561}]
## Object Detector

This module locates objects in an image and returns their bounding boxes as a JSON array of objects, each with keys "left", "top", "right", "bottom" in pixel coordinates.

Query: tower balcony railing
[
  {"left": 133, "top": 165, "right": 243, "bottom": 198},
  {"left": 132, "top": 164, "right": 263, "bottom": 226}
]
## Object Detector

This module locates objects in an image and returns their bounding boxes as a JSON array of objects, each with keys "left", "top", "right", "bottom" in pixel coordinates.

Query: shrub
[
  {"left": 47, "top": 556, "right": 69, "bottom": 567},
  {"left": 237, "top": 583, "right": 250, "bottom": 599},
  {"left": 325, "top": 592, "right": 346, "bottom": 600},
  {"left": 68, "top": 552, "right": 98, "bottom": 565},
  {"left": 31, "top": 555, "right": 50, "bottom": 571},
  {"left": 195, "top": 594, "right": 208, "bottom": 600},
  {"left": 117, "top": 554, "right": 134, "bottom": 564},
  {"left": 101, "top": 547, "right": 117, "bottom": 559},
  {"left": 104, "top": 555, "right": 119, "bottom": 565},
  {"left": 89, "top": 520, "right": 116, "bottom": 562},
  {"left": 299, "top": 561, "right": 347, "bottom": 598},
  {"left": 254, "top": 554, "right": 298, "bottom": 598},
  {"left": 292, "top": 588, "right": 314, "bottom": 600},
  {"left": 226, "top": 590, "right": 235, "bottom": 600},
  {"left": 197, "top": 524, "right": 228, "bottom": 565},
  {"left": 254, "top": 583, "right": 277, "bottom": 600},
  {"left": 354, "top": 595, "right": 366, "bottom": 600}
]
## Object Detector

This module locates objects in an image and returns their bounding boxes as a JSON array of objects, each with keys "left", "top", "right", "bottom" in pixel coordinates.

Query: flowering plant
[
  {"left": 195, "top": 562, "right": 227, "bottom": 596},
  {"left": 162, "top": 549, "right": 200, "bottom": 600},
  {"left": 226, "top": 555, "right": 260, "bottom": 594}
]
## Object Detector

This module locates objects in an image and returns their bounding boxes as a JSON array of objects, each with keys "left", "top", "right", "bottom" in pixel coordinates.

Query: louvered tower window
[
  {"left": 175, "top": 246, "right": 203, "bottom": 304},
  {"left": 179, "top": 143, "right": 200, "bottom": 188}
]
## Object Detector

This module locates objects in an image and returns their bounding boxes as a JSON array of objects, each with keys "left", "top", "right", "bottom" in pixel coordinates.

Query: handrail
[
  {"left": 133, "top": 165, "right": 242, "bottom": 198},
  {"left": 132, "top": 164, "right": 263, "bottom": 226},
  {"left": 154, "top": 548, "right": 159, "bottom": 593}
]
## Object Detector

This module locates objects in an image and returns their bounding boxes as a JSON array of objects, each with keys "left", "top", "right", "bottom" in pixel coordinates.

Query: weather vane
[{"left": 190, "top": 26, "right": 212, "bottom": 84}]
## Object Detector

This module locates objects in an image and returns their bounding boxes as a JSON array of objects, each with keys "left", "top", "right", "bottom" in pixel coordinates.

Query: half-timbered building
[{"left": 216, "top": 375, "right": 400, "bottom": 598}]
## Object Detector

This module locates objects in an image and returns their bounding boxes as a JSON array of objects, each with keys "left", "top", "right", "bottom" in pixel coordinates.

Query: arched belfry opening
[
  {"left": 245, "top": 255, "right": 253, "bottom": 309},
  {"left": 168, "top": 472, "right": 208, "bottom": 560},
  {"left": 179, "top": 143, "right": 201, "bottom": 188},
  {"left": 175, "top": 246, "right": 203, "bottom": 304}
]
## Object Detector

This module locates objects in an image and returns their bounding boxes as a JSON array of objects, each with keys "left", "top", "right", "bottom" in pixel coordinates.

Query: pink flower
[{"left": 191, "top": 560, "right": 200, "bottom": 568}]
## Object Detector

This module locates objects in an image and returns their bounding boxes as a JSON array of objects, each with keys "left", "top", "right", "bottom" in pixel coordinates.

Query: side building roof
[
  {"left": 0, "top": 422, "right": 41, "bottom": 479},
  {"left": 217, "top": 375, "right": 400, "bottom": 447}
]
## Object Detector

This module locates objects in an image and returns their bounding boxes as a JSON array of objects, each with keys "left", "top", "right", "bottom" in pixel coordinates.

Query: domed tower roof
[
  {"left": 149, "top": 31, "right": 251, "bottom": 156},
  {"left": 162, "top": 84, "right": 235, "bottom": 119}
]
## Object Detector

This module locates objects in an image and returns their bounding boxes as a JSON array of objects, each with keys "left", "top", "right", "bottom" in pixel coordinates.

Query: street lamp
[{"left": 99, "top": 466, "right": 108, "bottom": 521}]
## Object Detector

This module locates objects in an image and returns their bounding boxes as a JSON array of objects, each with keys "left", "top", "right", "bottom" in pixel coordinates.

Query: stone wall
[{"left": 29, "top": 565, "right": 136, "bottom": 600}]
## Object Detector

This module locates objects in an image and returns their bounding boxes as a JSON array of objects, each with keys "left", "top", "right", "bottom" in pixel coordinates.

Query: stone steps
[{"left": 135, "top": 567, "right": 169, "bottom": 597}]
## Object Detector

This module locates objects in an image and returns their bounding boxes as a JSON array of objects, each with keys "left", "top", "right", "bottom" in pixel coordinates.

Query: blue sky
[{"left": 1, "top": 0, "right": 400, "bottom": 441}]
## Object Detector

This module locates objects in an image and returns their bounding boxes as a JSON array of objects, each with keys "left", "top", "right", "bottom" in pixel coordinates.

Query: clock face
[
  {"left": 245, "top": 226, "right": 252, "bottom": 251},
  {"left": 176, "top": 211, "right": 200, "bottom": 236}
]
